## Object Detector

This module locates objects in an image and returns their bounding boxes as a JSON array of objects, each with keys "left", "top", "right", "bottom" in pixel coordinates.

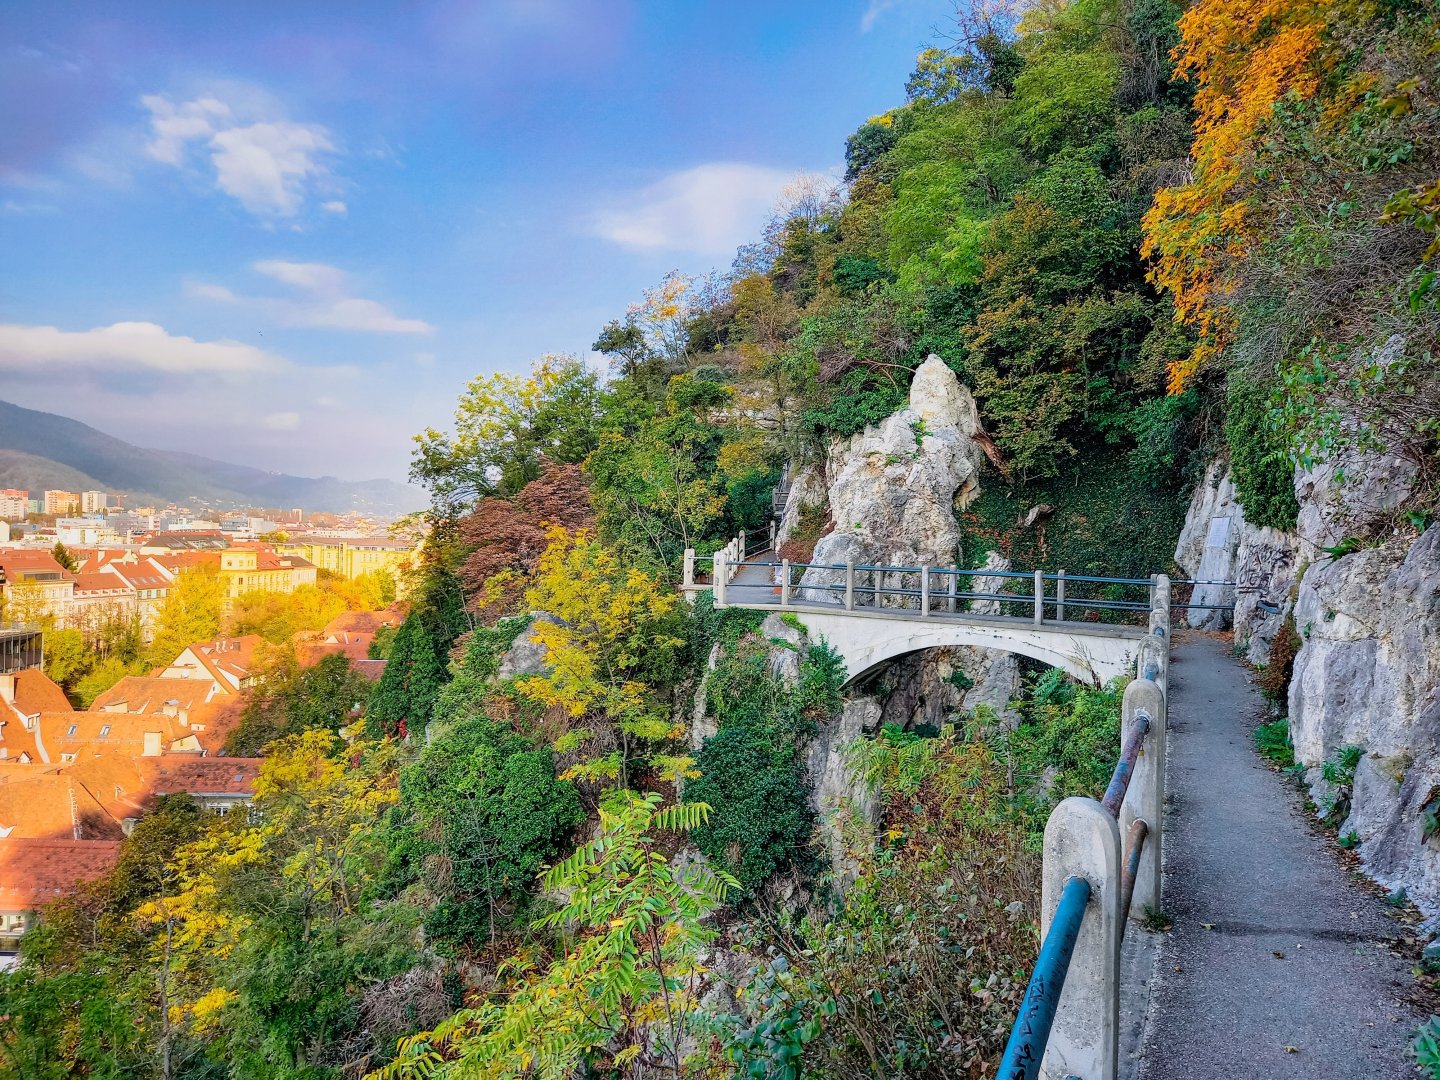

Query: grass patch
[{"left": 1255, "top": 718, "right": 1296, "bottom": 768}]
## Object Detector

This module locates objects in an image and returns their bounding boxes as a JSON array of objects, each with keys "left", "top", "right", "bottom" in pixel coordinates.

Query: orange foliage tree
[{"left": 1141, "top": 0, "right": 1328, "bottom": 390}]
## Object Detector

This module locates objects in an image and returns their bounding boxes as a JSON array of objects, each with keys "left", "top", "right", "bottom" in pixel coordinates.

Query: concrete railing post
[
  {"left": 714, "top": 552, "right": 727, "bottom": 607},
  {"left": 769, "top": 521, "right": 776, "bottom": 550},
  {"left": 1034, "top": 570, "right": 1044, "bottom": 625},
  {"left": 948, "top": 569, "right": 958, "bottom": 614},
  {"left": 920, "top": 565, "right": 930, "bottom": 617},
  {"left": 1041, "top": 797, "right": 1122, "bottom": 1080},
  {"left": 1057, "top": 569, "right": 1066, "bottom": 622},
  {"left": 737, "top": 532, "right": 746, "bottom": 564},
  {"left": 780, "top": 559, "right": 791, "bottom": 608},
  {"left": 844, "top": 561, "right": 855, "bottom": 611},
  {"left": 1119, "top": 679, "right": 1166, "bottom": 923},
  {"left": 682, "top": 548, "right": 695, "bottom": 590}
]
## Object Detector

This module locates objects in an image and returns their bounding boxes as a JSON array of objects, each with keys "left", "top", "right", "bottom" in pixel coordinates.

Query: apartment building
[
  {"left": 0, "top": 491, "right": 27, "bottom": 521},
  {"left": 42, "top": 490, "right": 81, "bottom": 516},
  {"left": 276, "top": 534, "right": 415, "bottom": 590}
]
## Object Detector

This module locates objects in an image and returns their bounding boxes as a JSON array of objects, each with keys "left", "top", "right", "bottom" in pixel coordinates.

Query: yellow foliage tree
[{"left": 516, "top": 527, "right": 688, "bottom": 787}]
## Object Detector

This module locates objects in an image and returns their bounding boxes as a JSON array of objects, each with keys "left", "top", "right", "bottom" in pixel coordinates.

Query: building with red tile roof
[
  {"left": 0, "top": 838, "right": 123, "bottom": 954},
  {"left": 158, "top": 635, "right": 264, "bottom": 693}
]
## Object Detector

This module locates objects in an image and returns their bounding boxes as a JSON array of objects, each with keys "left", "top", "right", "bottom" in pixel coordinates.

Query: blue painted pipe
[{"left": 996, "top": 875, "right": 1093, "bottom": 1080}]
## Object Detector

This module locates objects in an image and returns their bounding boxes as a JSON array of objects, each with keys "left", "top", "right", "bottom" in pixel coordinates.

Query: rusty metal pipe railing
[
  {"left": 1100, "top": 710, "right": 1152, "bottom": 817},
  {"left": 1119, "top": 818, "right": 1150, "bottom": 923}
]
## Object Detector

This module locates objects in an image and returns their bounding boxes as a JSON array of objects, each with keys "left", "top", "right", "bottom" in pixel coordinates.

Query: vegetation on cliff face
[{"left": 6, "top": 1, "right": 1436, "bottom": 1076}]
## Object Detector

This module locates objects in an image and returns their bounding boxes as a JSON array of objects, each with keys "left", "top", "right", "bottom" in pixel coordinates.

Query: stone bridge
[{"left": 683, "top": 537, "right": 1166, "bottom": 688}]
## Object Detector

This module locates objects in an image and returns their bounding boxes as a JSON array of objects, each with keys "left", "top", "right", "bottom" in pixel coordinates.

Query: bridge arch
[{"left": 760, "top": 609, "right": 1142, "bottom": 687}]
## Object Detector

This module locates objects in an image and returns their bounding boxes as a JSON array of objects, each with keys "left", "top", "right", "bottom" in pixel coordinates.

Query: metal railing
[
  {"left": 995, "top": 578, "right": 1170, "bottom": 1080},
  {"left": 681, "top": 549, "right": 1227, "bottom": 623}
]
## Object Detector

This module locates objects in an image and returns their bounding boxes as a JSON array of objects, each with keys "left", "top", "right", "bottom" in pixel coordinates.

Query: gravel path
[{"left": 1137, "top": 632, "right": 1423, "bottom": 1079}]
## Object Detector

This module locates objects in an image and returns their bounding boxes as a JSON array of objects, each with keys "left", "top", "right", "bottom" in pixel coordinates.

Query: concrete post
[
  {"left": 1034, "top": 570, "right": 1045, "bottom": 625},
  {"left": 737, "top": 532, "right": 746, "bottom": 563},
  {"left": 1041, "top": 797, "right": 1122, "bottom": 1080},
  {"left": 1057, "top": 569, "right": 1066, "bottom": 622},
  {"left": 769, "top": 521, "right": 776, "bottom": 550},
  {"left": 682, "top": 549, "right": 695, "bottom": 589},
  {"left": 1119, "top": 678, "right": 1166, "bottom": 923},
  {"left": 948, "top": 570, "right": 958, "bottom": 614},
  {"left": 920, "top": 565, "right": 930, "bottom": 617},
  {"left": 780, "top": 559, "right": 791, "bottom": 607},
  {"left": 714, "top": 552, "right": 727, "bottom": 607},
  {"left": 844, "top": 561, "right": 855, "bottom": 611}
]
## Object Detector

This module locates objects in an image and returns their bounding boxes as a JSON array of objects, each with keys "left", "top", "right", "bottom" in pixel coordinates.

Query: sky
[{"left": 0, "top": 0, "right": 952, "bottom": 483}]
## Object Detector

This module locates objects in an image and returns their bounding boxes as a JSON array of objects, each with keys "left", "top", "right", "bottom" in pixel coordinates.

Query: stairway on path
[{"left": 1135, "top": 633, "right": 1423, "bottom": 1079}]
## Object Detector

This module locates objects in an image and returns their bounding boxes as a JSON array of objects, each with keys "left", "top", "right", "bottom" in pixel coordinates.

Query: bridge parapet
[{"left": 997, "top": 577, "right": 1170, "bottom": 1080}]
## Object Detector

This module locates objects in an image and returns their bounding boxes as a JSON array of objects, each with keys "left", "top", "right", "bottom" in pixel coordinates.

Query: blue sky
[{"left": 1, "top": 0, "right": 950, "bottom": 482}]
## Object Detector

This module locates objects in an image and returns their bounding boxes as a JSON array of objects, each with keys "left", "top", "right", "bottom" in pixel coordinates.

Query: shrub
[
  {"left": 1225, "top": 370, "right": 1299, "bottom": 531},
  {"left": 1256, "top": 618, "right": 1301, "bottom": 705},
  {"left": 687, "top": 725, "right": 812, "bottom": 890}
]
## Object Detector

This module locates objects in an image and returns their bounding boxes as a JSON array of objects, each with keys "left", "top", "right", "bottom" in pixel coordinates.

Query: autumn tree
[
  {"left": 457, "top": 462, "right": 594, "bottom": 614},
  {"left": 144, "top": 565, "right": 224, "bottom": 668},
  {"left": 515, "top": 527, "right": 688, "bottom": 788}
]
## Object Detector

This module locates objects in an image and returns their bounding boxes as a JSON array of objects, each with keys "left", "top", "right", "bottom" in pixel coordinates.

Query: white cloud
[
  {"left": 141, "top": 93, "right": 338, "bottom": 219},
  {"left": 0, "top": 320, "right": 285, "bottom": 375},
  {"left": 262, "top": 411, "right": 301, "bottom": 430},
  {"left": 320, "top": 200, "right": 348, "bottom": 215},
  {"left": 592, "top": 163, "right": 800, "bottom": 256},
  {"left": 860, "top": 0, "right": 904, "bottom": 32},
  {"left": 191, "top": 260, "right": 434, "bottom": 335}
]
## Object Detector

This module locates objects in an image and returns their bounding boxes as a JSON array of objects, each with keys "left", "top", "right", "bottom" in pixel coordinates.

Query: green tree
[
  {"left": 51, "top": 541, "right": 78, "bottom": 573},
  {"left": 227, "top": 653, "right": 374, "bottom": 755},
  {"left": 365, "top": 613, "right": 446, "bottom": 739},
  {"left": 411, "top": 355, "right": 601, "bottom": 514},
  {"left": 375, "top": 792, "right": 736, "bottom": 1080},
  {"left": 144, "top": 565, "right": 224, "bottom": 669}
]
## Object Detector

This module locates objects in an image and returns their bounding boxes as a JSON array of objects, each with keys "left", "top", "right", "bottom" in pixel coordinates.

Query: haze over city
[{"left": 2, "top": 0, "right": 946, "bottom": 481}]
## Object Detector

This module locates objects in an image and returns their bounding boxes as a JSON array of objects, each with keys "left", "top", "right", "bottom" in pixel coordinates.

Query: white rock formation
[
  {"left": 1291, "top": 526, "right": 1440, "bottom": 915},
  {"left": 1177, "top": 442, "right": 1440, "bottom": 919},
  {"left": 800, "top": 355, "right": 984, "bottom": 593},
  {"left": 1173, "top": 457, "right": 1297, "bottom": 658}
]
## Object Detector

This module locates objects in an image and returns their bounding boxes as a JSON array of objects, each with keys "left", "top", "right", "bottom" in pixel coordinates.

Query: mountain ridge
[{"left": 0, "top": 399, "right": 425, "bottom": 517}]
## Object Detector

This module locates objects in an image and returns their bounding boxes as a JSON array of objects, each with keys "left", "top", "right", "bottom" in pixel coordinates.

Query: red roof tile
[{"left": 0, "top": 838, "right": 121, "bottom": 910}]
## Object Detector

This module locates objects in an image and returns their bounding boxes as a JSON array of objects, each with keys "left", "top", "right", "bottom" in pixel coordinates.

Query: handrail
[
  {"left": 993, "top": 576, "right": 1170, "bottom": 1080},
  {"left": 996, "top": 876, "right": 1092, "bottom": 1080}
]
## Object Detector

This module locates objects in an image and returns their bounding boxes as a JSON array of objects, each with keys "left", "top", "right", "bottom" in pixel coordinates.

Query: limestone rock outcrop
[
  {"left": 1173, "top": 458, "right": 1297, "bottom": 661},
  {"left": 1291, "top": 525, "right": 1440, "bottom": 914},
  {"left": 494, "top": 612, "right": 565, "bottom": 681},
  {"left": 800, "top": 355, "right": 984, "bottom": 593}
]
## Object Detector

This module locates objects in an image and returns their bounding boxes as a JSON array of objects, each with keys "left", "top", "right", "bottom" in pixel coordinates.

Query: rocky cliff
[
  {"left": 792, "top": 354, "right": 985, "bottom": 581},
  {"left": 1176, "top": 449, "right": 1440, "bottom": 918}
]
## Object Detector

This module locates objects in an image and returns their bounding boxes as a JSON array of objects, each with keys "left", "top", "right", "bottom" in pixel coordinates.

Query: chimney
[
  {"left": 143, "top": 731, "right": 162, "bottom": 757},
  {"left": 0, "top": 675, "right": 13, "bottom": 705}
]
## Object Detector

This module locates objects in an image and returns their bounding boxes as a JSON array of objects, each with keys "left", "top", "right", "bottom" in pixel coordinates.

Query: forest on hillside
[{"left": 3, "top": 0, "right": 1436, "bottom": 1077}]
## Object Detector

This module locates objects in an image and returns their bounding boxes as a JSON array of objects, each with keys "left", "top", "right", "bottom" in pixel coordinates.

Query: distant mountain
[{"left": 0, "top": 400, "right": 427, "bottom": 517}]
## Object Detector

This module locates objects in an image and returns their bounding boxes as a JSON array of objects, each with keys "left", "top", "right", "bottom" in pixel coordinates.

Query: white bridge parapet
[{"left": 682, "top": 546, "right": 1156, "bottom": 687}]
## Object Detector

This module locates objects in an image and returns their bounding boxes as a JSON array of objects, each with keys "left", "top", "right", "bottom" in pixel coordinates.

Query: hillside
[{"left": 0, "top": 399, "right": 425, "bottom": 516}]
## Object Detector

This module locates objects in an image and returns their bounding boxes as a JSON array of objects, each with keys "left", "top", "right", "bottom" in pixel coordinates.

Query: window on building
[
  {"left": 99, "top": 725, "right": 110, "bottom": 737},
  {"left": 66, "top": 724, "right": 77, "bottom": 737},
  {"left": 61, "top": 753, "right": 76, "bottom": 763}
]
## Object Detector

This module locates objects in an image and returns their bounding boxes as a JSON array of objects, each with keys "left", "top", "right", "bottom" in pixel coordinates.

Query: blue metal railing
[{"left": 997, "top": 876, "right": 1092, "bottom": 1080}]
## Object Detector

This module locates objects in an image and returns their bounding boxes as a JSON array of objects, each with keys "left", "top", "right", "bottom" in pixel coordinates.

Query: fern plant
[{"left": 372, "top": 791, "right": 737, "bottom": 1079}]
